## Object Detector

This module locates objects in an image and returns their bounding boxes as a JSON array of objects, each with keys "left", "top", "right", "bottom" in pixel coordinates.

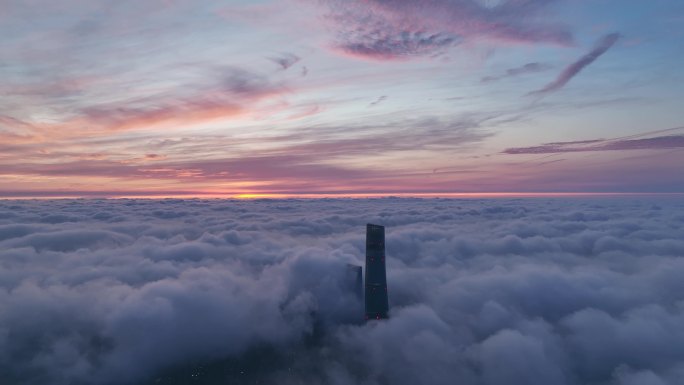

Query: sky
[
  {"left": 1, "top": 0, "right": 684, "bottom": 197},
  {"left": 2, "top": 197, "right": 684, "bottom": 384}
]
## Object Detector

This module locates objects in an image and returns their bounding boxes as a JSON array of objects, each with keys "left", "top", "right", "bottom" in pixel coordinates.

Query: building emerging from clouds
[
  {"left": 346, "top": 264, "right": 363, "bottom": 300},
  {"left": 365, "top": 223, "right": 389, "bottom": 320}
]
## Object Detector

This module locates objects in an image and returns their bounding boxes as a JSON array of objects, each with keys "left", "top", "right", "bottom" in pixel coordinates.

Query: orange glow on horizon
[{"left": 2, "top": 192, "right": 683, "bottom": 200}]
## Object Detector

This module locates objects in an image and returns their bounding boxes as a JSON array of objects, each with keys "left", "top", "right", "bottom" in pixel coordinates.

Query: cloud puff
[
  {"left": 528, "top": 33, "right": 621, "bottom": 95},
  {"left": 1, "top": 197, "right": 684, "bottom": 384},
  {"left": 268, "top": 53, "right": 301, "bottom": 70},
  {"left": 316, "top": 0, "right": 572, "bottom": 60}
]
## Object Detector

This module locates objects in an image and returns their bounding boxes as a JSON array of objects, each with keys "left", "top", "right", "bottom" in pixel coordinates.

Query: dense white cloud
[{"left": 1, "top": 197, "right": 683, "bottom": 384}]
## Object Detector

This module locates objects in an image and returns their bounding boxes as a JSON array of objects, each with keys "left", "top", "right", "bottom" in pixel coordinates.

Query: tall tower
[
  {"left": 365, "top": 223, "right": 389, "bottom": 320},
  {"left": 346, "top": 264, "right": 363, "bottom": 300}
]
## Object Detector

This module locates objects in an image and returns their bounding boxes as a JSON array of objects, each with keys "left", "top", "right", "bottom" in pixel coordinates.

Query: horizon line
[{"left": 1, "top": 192, "right": 684, "bottom": 200}]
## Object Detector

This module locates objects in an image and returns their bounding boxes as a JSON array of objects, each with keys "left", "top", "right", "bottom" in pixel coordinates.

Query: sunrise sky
[{"left": 2, "top": 0, "right": 683, "bottom": 197}]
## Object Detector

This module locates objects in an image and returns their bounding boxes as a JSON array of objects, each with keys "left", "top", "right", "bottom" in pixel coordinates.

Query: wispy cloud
[
  {"left": 3, "top": 67, "right": 286, "bottom": 138},
  {"left": 504, "top": 130, "right": 684, "bottom": 155},
  {"left": 267, "top": 53, "right": 300, "bottom": 70},
  {"left": 340, "top": 31, "right": 458, "bottom": 60},
  {"left": 368, "top": 96, "right": 388, "bottom": 107},
  {"left": 0, "top": 113, "right": 495, "bottom": 195},
  {"left": 77, "top": 100, "right": 246, "bottom": 132},
  {"left": 528, "top": 33, "right": 620, "bottom": 95},
  {"left": 481, "top": 62, "right": 552, "bottom": 83},
  {"left": 316, "top": 0, "right": 572, "bottom": 60}
]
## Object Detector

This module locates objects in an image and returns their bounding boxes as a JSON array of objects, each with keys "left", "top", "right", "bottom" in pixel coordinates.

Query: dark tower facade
[
  {"left": 346, "top": 264, "right": 363, "bottom": 300},
  {"left": 365, "top": 223, "right": 389, "bottom": 320}
]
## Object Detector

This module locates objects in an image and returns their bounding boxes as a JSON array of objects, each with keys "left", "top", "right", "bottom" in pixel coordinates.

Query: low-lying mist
[{"left": 1, "top": 197, "right": 683, "bottom": 385}]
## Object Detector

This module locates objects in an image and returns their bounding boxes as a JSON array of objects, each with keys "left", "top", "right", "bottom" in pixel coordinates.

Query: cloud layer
[{"left": 1, "top": 198, "right": 684, "bottom": 385}]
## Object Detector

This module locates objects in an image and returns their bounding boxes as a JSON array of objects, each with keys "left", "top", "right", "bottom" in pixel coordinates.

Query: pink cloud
[
  {"left": 2, "top": 67, "right": 287, "bottom": 138},
  {"left": 78, "top": 100, "right": 246, "bottom": 132}
]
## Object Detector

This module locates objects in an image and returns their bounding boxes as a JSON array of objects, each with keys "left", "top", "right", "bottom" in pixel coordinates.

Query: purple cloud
[
  {"left": 340, "top": 31, "right": 458, "bottom": 60},
  {"left": 317, "top": 0, "right": 573, "bottom": 60},
  {"left": 267, "top": 53, "right": 300, "bottom": 70},
  {"left": 528, "top": 33, "right": 621, "bottom": 95},
  {"left": 503, "top": 134, "right": 684, "bottom": 154},
  {"left": 481, "top": 62, "right": 552, "bottom": 83}
]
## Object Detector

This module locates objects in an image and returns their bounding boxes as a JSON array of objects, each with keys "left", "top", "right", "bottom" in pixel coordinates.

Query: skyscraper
[
  {"left": 346, "top": 264, "right": 363, "bottom": 300},
  {"left": 365, "top": 223, "right": 389, "bottom": 320}
]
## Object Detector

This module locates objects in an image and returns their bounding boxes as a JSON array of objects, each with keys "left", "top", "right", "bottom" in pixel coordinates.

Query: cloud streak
[
  {"left": 1, "top": 67, "right": 287, "bottom": 140},
  {"left": 529, "top": 33, "right": 621, "bottom": 95},
  {"left": 481, "top": 62, "right": 552, "bottom": 83},
  {"left": 368, "top": 95, "right": 388, "bottom": 107},
  {"left": 0, "top": 113, "right": 495, "bottom": 196},
  {"left": 503, "top": 133, "right": 684, "bottom": 154}
]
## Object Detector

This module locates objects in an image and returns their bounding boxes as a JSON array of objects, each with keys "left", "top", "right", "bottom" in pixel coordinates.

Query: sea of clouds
[{"left": 1, "top": 197, "right": 684, "bottom": 385}]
